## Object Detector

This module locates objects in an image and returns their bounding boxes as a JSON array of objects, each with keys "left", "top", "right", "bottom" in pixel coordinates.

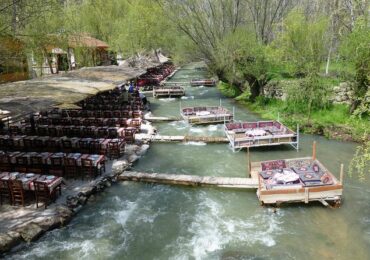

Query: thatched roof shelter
[{"left": 0, "top": 65, "right": 146, "bottom": 120}]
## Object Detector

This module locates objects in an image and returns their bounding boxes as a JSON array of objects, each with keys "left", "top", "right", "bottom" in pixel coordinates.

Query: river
[{"left": 7, "top": 63, "right": 370, "bottom": 260}]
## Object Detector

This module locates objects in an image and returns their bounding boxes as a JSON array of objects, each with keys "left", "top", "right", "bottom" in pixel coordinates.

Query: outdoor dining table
[
  {"left": 79, "top": 154, "right": 105, "bottom": 169},
  {"left": 0, "top": 172, "right": 63, "bottom": 191}
]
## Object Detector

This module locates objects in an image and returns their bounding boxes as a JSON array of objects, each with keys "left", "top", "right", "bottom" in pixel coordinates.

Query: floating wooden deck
[
  {"left": 135, "top": 134, "right": 228, "bottom": 143},
  {"left": 118, "top": 171, "right": 259, "bottom": 189},
  {"left": 181, "top": 106, "right": 233, "bottom": 125},
  {"left": 249, "top": 143, "right": 343, "bottom": 206},
  {"left": 153, "top": 86, "right": 185, "bottom": 98},
  {"left": 144, "top": 114, "right": 180, "bottom": 122},
  {"left": 190, "top": 79, "right": 216, "bottom": 87},
  {"left": 225, "top": 120, "right": 299, "bottom": 151}
]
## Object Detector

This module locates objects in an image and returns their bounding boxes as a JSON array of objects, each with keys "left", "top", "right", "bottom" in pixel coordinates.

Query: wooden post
[
  {"left": 312, "top": 141, "right": 317, "bottom": 160},
  {"left": 247, "top": 147, "right": 251, "bottom": 177},
  {"left": 340, "top": 163, "right": 344, "bottom": 184}
]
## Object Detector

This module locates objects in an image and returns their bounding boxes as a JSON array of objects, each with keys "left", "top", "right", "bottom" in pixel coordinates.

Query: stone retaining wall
[{"left": 263, "top": 80, "right": 354, "bottom": 105}]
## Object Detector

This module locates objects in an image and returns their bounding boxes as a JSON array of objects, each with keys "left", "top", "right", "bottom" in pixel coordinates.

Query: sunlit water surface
[{"left": 7, "top": 63, "right": 370, "bottom": 260}]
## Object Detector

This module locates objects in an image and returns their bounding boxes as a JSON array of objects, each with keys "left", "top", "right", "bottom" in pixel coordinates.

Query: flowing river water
[{"left": 7, "top": 63, "right": 370, "bottom": 260}]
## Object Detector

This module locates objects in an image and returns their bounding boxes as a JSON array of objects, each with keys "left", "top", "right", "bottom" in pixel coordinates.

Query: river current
[{"left": 7, "top": 63, "right": 370, "bottom": 260}]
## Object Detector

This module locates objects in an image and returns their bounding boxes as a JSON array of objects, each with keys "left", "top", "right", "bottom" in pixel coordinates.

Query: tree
[
  {"left": 340, "top": 17, "right": 370, "bottom": 114},
  {"left": 214, "top": 27, "right": 269, "bottom": 100},
  {"left": 273, "top": 9, "right": 329, "bottom": 76},
  {"left": 245, "top": 0, "right": 295, "bottom": 44},
  {"left": 350, "top": 138, "right": 370, "bottom": 181}
]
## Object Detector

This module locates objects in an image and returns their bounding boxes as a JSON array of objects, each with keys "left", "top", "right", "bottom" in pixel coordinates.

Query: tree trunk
[
  {"left": 12, "top": 0, "right": 17, "bottom": 35},
  {"left": 325, "top": 47, "right": 331, "bottom": 76},
  {"left": 248, "top": 78, "right": 261, "bottom": 101},
  {"left": 43, "top": 48, "right": 54, "bottom": 74}
]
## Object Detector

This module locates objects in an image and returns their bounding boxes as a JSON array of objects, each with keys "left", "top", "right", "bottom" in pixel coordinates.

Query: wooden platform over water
[
  {"left": 118, "top": 171, "right": 259, "bottom": 189},
  {"left": 135, "top": 134, "right": 228, "bottom": 143}
]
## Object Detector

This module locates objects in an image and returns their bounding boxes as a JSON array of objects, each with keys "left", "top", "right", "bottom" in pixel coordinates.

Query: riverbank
[
  {"left": 5, "top": 62, "right": 370, "bottom": 260},
  {"left": 217, "top": 83, "right": 369, "bottom": 143},
  {"left": 0, "top": 57, "right": 170, "bottom": 254},
  {"left": 0, "top": 122, "right": 153, "bottom": 254}
]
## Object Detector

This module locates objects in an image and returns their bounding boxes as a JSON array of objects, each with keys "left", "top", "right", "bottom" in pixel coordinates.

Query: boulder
[
  {"left": 112, "top": 160, "right": 129, "bottom": 174},
  {"left": 136, "top": 144, "right": 150, "bottom": 155},
  {"left": 33, "top": 216, "right": 62, "bottom": 231},
  {"left": 128, "top": 154, "right": 139, "bottom": 163},
  {"left": 0, "top": 232, "right": 21, "bottom": 253},
  {"left": 18, "top": 223, "right": 44, "bottom": 242},
  {"left": 333, "top": 86, "right": 341, "bottom": 92},
  {"left": 339, "top": 82, "right": 348, "bottom": 89},
  {"left": 77, "top": 195, "right": 88, "bottom": 205}
]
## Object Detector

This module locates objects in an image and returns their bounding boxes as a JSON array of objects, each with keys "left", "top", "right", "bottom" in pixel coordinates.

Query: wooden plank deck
[
  {"left": 118, "top": 171, "right": 259, "bottom": 189},
  {"left": 135, "top": 134, "right": 229, "bottom": 143}
]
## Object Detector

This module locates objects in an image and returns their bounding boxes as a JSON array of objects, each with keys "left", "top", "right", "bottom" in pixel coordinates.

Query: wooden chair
[
  {"left": 69, "top": 110, "right": 79, "bottom": 117},
  {"left": 15, "top": 155, "right": 28, "bottom": 173},
  {"left": 28, "top": 156, "right": 43, "bottom": 173},
  {"left": 108, "top": 141, "right": 122, "bottom": 159},
  {"left": 37, "top": 126, "right": 48, "bottom": 136},
  {"left": 124, "top": 128, "right": 136, "bottom": 144},
  {"left": 72, "top": 127, "right": 82, "bottom": 138},
  {"left": 62, "top": 139, "right": 73, "bottom": 153},
  {"left": 49, "top": 157, "right": 64, "bottom": 177},
  {"left": 81, "top": 158, "right": 96, "bottom": 179},
  {"left": 97, "top": 128, "right": 107, "bottom": 138},
  {"left": 92, "top": 111, "right": 100, "bottom": 118},
  {"left": 93, "top": 119, "right": 103, "bottom": 127},
  {"left": 48, "top": 127, "right": 58, "bottom": 137},
  {"left": 0, "top": 179, "right": 12, "bottom": 205},
  {"left": 24, "top": 125, "right": 33, "bottom": 135},
  {"left": 9, "top": 180, "right": 25, "bottom": 207},
  {"left": 4, "top": 139, "right": 14, "bottom": 152},
  {"left": 33, "top": 138, "right": 45, "bottom": 152},
  {"left": 33, "top": 181, "right": 58, "bottom": 209},
  {"left": 112, "top": 110, "right": 121, "bottom": 118},
  {"left": 9, "top": 125, "right": 20, "bottom": 135},
  {"left": 0, "top": 153, "right": 12, "bottom": 171},
  {"left": 103, "top": 111, "right": 112, "bottom": 118},
  {"left": 61, "top": 118, "right": 72, "bottom": 126},
  {"left": 23, "top": 138, "right": 33, "bottom": 152},
  {"left": 106, "top": 119, "right": 116, "bottom": 127},
  {"left": 45, "top": 139, "right": 59, "bottom": 152},
  {"left": 72, "top": 118, "right": 81, "bottom": 126},
  {"left": 64, "top": 157, "right": 78, "bottom": 179},
  {"left": 82, "top": 126, "right": 95, "bottom": 138},
  {"left": 61, "top": 127, "right": 73, "bottom": 137},
  {"left": 78, "top": 140, "right": 90, "bottom": 154},
  {"left": 89, "top": 140, "right": 101, "bottom": 154},
  {"left": 0, "top": 137, "right": 6, "bottom": 150},
  {"left": 108, "top": 128, "right": 118, "bottom": 138}
]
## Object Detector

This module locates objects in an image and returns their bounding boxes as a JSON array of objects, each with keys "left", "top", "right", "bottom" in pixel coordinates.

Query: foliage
[
  {"left": 340, "top": 17, "right": 370, "bottom": 113},
  {"left": 284, "top": 75, "right": 332, "bottom": 118},
  {"left": 273, "top": 9, "right": 329, "bottom": 76},
  {"left": 214, "top": 27, "right": 270, "bottom": 100},
  {"left": 217, "top": 81, "right": 241, "bottom": 98},
  {"left": 349, "top": 138, "right": 370, "bottom": 181}
]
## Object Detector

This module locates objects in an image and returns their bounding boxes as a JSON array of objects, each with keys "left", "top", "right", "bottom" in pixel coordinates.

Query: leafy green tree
[
  {"left": 350, "top": 138, "right": 370, "bottom": 181},
  {"left": 214, "top": 27, "right": 270, "bottom": 100},
  {"left": 340, "top": 17, "right": 370, "bottom": 114},
  {"left": 273, "top": 9, "right": 329, "bottom": 76}
]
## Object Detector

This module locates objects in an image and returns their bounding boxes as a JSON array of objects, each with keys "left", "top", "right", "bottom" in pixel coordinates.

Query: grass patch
[
  {"left": 240, "top": 98, "right": 369, "bottom": 142},
  {"left": 217, "top": 81, "right": 241, "bottom": 98}
]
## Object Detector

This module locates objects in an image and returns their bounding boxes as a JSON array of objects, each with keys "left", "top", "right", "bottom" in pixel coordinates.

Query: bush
[{"left": 217, "top": 81, "right": 241, "bottom": 98}]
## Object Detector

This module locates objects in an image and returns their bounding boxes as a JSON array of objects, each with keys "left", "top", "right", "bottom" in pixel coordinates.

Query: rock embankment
[{"left": 0, "top": 141, "right": 150, "bottom": 255}]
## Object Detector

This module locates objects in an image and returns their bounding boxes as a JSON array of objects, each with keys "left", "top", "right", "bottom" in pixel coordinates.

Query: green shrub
[{"left": 217, "top": 81, "right": 241, "bottom": 98}]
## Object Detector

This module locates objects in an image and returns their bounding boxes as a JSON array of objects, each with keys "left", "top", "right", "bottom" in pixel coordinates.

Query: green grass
[
  {"left": 217, "top": 81, "right": 241, "bottom": 98},
  {"left": 319, "top": 61, "right": 355, "bottom": 77},
  {"left": 239, "top": 97, "right": 369, "bottom": 142}
]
